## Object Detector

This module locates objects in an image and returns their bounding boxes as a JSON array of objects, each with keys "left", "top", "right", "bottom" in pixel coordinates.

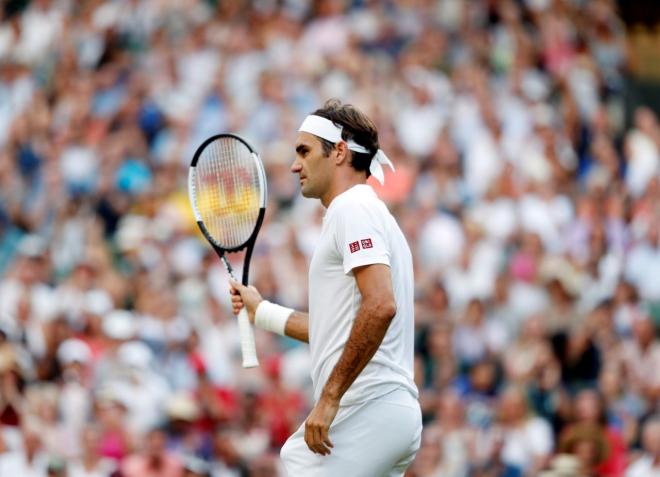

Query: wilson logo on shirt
[
  {"left": 349, "top": 241, "right": 360, "bottom": 253},
  {"left": 361, "top": 238, "right": 373, "bottom": 249}
]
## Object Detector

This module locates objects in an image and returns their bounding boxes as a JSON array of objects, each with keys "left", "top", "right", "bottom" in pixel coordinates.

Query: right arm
[
  {"left": 230, "top": 281, "right": 309, "bottom": 343},
  {"left": 283, "top": 311, "right": 309, "bottom": 343}
]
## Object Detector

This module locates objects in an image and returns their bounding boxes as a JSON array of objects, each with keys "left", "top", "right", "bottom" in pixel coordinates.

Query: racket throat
[{"left": 221, "top": 255, "right": 237, "bottom": 281}]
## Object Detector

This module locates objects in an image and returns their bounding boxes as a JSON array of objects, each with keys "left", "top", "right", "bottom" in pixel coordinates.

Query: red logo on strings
[
  {"left": 361, "top": 238, "right": 373, "bottom": 249},
  {"left": 349, "top": 241, "right": 360, "bottom": 253}
]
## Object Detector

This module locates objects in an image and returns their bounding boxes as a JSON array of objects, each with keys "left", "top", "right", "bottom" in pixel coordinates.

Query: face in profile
[{"left": 292, "top": 132, "right": 334, "bottom": 200}]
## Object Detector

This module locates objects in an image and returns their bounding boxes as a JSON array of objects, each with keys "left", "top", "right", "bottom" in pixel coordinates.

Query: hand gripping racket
[{"left": 188, "top": 134, "right": 267, "bottom": 368}]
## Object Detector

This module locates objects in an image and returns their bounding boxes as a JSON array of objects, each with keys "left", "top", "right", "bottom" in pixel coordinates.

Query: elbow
[
  {"left": 362, "top": 296, "right": 397, "bottom": 324},
  {"left": 377, "top": 299, "right": 397, "bottom": 322}
]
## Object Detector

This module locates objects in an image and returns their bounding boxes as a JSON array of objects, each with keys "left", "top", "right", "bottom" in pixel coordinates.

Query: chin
[{"left": 300, "top": 185, "right": 316, "bottom": 199}]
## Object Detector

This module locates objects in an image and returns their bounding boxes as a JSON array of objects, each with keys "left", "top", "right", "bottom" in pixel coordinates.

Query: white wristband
[{"left": 254, "top": 301, "right": 293, "bottom": 336}]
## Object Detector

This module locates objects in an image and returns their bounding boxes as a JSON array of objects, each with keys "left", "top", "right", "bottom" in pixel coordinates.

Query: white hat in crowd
[
  {"left": 102, "top": 310, "right": 136, "bottom": 340},
  {"left": 84, "top": 289, "right": 114, "bottom": 316},
  {"left": 117, "top": 341, "right": 153, "bottom": 369},
  {"left": 56, "top": 339, "right": 92, "bottom": 365}
]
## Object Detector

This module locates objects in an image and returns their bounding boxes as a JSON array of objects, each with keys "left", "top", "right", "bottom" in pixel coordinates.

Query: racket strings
[{"left": 194, "top": 138, "right": 261, "bottom": 249}]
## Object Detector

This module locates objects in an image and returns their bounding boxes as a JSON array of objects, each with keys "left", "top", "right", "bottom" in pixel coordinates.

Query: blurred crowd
[{"left": 1, "top": 0, "right": 660, "bottom": 476}]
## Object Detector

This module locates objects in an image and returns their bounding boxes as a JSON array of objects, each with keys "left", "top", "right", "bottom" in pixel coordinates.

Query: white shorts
[{"left": 280, "top": 387, "right": 422, "bottom": 477}]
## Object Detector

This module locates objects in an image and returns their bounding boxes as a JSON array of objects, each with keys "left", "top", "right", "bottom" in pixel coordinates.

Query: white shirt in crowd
[
  {"left": 308, "top": 184, "right": 417, "bottom": 405},
  {"left": 626, "top": 455, "right": 660, "bottom": 477},
  {"left": 68, "top": 458, "right": 117, "bottom": 477},
  {"left": 0, "top": 451, "right": 49, "bottom": 477},
  {"left": 501, "top": 417, "right": 553, "bottom": 472}
]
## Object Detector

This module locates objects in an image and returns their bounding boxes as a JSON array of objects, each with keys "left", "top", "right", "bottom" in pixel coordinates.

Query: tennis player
[{"left": 230, "top": 99, "right": 421, "bottom": 476}]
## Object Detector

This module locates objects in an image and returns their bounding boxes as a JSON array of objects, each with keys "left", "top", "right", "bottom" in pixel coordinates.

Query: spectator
[
  {"left": 626, "top": 417, "right": 660, "bottom": 477},
  {"left": 560, "top": 389, "right": 627, "bottom": 476},
  {"left": 121, "top": 426, "right": 181, "bottom": 477},
  {"left": 423, "top": 390, "right": 478, "bottom": 476},
  {"left": 0, "top": 423, "right": 49, "bottom": 476},
  {"left": 497, "top": 386, "right": 553, "bottom": 476},
  {"left": 67, "top": 425, "right": 117, "bottom": 477}
]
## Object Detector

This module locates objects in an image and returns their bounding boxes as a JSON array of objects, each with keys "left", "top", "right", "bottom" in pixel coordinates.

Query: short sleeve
[{"left": 335, "top": 203, "right": 390, "bottom": 275}]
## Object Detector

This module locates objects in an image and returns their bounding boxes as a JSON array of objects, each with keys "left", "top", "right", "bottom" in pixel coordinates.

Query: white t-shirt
[
  {"left": 501, "top": 417, "right": 553, "bottom": 472},
  {"left": 0, "top": 451, "right": 49, "bottom": 477},
  {"left": 308, "top": 184, "right": 417, "bottom": 406},
  {"left": 68, "top": 459, "right": 117, "bottom": 477},
  {"left": 626, "top": 455, "right": 660, "bottom": 477}
]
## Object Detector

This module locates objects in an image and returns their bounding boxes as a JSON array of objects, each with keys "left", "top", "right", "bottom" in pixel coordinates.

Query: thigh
[
  {"left": 280, "top": 389, "right": 422, "bottom": 477},
  {"left": 347, "top": 390, "right": 421, "bottom": 477},
  {"left": 386, "top": 435, "right": 421, "bottom": 477},
  {"left": 280, "top": 423, "right": 325, "bottom": 476}
]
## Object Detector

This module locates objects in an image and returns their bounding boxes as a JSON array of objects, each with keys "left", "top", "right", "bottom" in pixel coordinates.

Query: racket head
[{"left": 188, "top": 134, "right": 267, "bottom": 254}]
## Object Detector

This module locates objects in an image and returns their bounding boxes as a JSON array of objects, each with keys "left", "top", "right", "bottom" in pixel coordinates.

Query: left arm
[{"left": 304, "top": 263, "right": 397, "bottom": 455}]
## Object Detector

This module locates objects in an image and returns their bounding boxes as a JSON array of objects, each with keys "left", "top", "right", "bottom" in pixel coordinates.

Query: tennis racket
[{"left": 188, "top": 134, "right": 267, "bottom": 368}]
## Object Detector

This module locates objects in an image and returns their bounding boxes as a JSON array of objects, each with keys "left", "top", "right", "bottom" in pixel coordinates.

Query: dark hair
[{"left": 312, "top": 99, "right": 379, "bottom": 178}]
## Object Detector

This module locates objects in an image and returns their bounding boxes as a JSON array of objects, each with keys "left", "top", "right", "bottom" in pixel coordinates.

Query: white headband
[{"left": 298, "top": 115, "right": 394, "bottom": 185}]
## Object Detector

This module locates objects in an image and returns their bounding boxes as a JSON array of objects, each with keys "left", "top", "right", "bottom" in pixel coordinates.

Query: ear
[{"left": 335, "top": 141, "right": 349, "bottom": 165}]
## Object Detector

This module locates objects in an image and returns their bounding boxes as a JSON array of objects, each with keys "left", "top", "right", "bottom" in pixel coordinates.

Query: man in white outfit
[{"left": 231, "top": 99, "right": 421, "bottom": 476}]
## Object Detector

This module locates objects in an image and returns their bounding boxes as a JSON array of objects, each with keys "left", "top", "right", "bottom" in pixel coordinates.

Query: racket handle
[{"left": 237, "top": 307, "right": 259, "bottom": 368}]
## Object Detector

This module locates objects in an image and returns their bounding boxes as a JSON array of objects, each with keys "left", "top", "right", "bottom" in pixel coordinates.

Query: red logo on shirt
[
  {"left": 349, "top": 241, "right": 360, "bottom": 253},
  {"left": 361, "top": 238, "right": 373, "bottom": 249}
]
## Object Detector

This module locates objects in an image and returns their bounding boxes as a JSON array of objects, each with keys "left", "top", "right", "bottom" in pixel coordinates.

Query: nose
[{"left": 291, "top": 157, "right": 302, "bottom": 174}]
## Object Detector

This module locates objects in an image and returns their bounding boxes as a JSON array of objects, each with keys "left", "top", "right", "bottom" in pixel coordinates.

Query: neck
[{"left": 320, "top": 175, "right": 366, "bottom": 208}]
